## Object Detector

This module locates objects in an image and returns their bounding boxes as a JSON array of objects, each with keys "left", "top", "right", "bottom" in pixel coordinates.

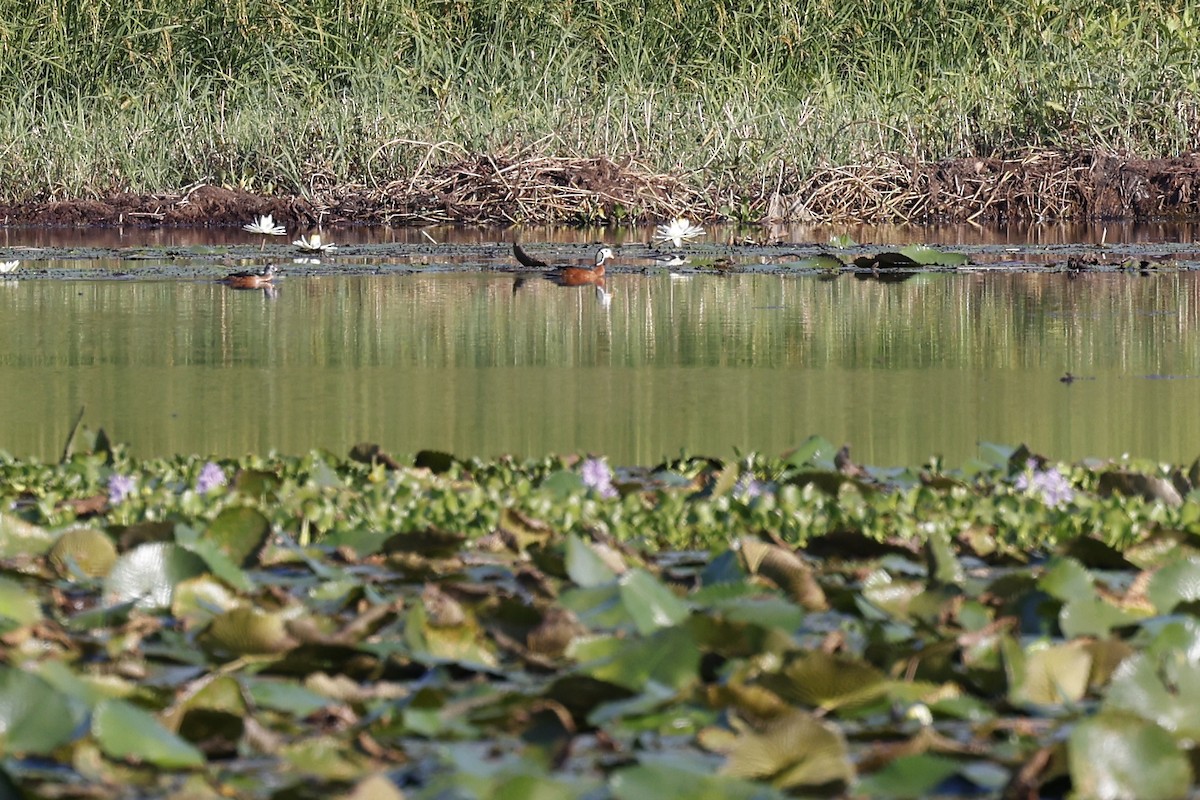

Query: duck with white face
[
  {"left": 512, "top": 243, "right": 615, "bottom": 287},
  {"left": 221, "top": 263, "right": 277, "bottom": 289}
]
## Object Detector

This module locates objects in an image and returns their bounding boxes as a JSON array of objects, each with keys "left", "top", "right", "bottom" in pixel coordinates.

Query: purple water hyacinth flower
[
  {"left": 107, "top": 474, "right": 136, "bottom": 505},
  {"left": 1014, "top": 460, "right": 1075, "bottom": 508},
  {"left": 580, "top": 457, "right": 618, "bottom": 499},
  {"left": 196, "top": 461, "right": 227, "bottom": 494},
  {"left": 735, "top": 476, "right": 768, "bottom": 500}
]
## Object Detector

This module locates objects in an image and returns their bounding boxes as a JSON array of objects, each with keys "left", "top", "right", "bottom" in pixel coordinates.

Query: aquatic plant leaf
[
  {"left": 0, "top": 666, "right": 81, "bottom": 754},
  {"left": 381, "top": 526, "right": 467, "bottom": 556},
  {"left": 723, "top": 710, "right": 853, "bottom": 790},
  {"left": 404, "top": 603, "right": 498, "bottom": 669},
  {"left": 566, "top": 534, "right": 619, "bottom": 587},
  {"left": 1147, "top": 558, "right": 1200, "bottom": 613},
  {"left": 611, "top": 762, "right": 784, "bottom": 799},
  {"left": 243, "top": 677, "right": 330, "bottom": 717},
  {"left": 760, "top": 651, "right": 887, "bottom": 711},
  {"left": 103, "top": 542, "right": 209, "bottom": 610},
  {"left": 339, "top": 773, "right": 407, "bottom": 800},
  {"left": 899, "top": 245, "right": 969, "bottom": 266},
  {"left": 1058, "top": 596, "right": 1141, "bottom": 639},
  {"left": 618, "top": 569, "right": 688, "bottom": 634},
  {"left": 202, "top": 506, "right": 271, "bottom": 567},
  {"left": 0, "top": 512, "right": 57, "bottom": 557},
  {"left": 1097, "top": 470, "right": 1183, "bottom": 507},
  {"left": 414, "top": 449, "right": 456, "bottom": 473},
  {"left": 1105, "top": 646, "right": 1200, "bottom": 740},
  {"left": 924, "top": 528, "right": 963, "bottom": 587},
  {"left": 48, "top": 526, "right": 118, "bottom": 578},
  {"left": 233, "top": 468, "right": 281, "bottom": 498},
  {"left": 92, "top": 698, "right": 205, "bottom": 768},
  {"left": 0, "top": 577, "right": 41, "bottom": 626},
  {"left": 203, "top": 606, "right": 300, "bottom": 656},
  {"left": 578, "top": 626, "right": 700, "bottom": 692},
  {"left": 1006, "top": 640, "right": 1092, "bottom": 708},
  {"left": 856, "top": 753, "right": 964, "bottom": 799},
  {"left": 1039, "top": 557, "right": 1093, "bottom": 601},
  {"left": 782, "top": 435, "right": 836, "bottom": 468},
  {"left": 167, "top": 676, "right": 247, "bottom": 751},
  {"left": 282, "top": 735, "right": 374, "bottom": 780},
  {"left": 794, "top": 254, "right": 846, "bottom": 271},
  {"left": 1068, "top": 711, "right": 1191, "bottom": 800},
  {"left": 737, "top": 538, "right": 826, "bottom": 610},
  {"left": 171, "top": 575, "right": 239, "bottom": 628}
]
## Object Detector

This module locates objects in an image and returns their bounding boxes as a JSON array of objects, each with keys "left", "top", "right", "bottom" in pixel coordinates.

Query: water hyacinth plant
[
  {"left": 1014, "top": 459, "right": 1076, "bottom": 508},
  {"left": 0, "top": 441, "right": 1198, "bottom": 796},
  {"left": 106, "top": 473, "right": 136, "bottom": 505},
  {"left": 195, "top": 461, "right": 226, "bottom": 493},
  {"left": 580, "top": 456, "right": 618, "bottom": 498}
]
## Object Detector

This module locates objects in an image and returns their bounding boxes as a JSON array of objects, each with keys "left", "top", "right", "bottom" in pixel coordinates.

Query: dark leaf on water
[{"left": 414, "top": 449, "right": 456, "bottom": 473}]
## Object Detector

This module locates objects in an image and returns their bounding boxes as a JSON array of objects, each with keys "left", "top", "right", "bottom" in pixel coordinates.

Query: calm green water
[{"left": 2, "top": 271, "right": 1199, "bottom": 465}]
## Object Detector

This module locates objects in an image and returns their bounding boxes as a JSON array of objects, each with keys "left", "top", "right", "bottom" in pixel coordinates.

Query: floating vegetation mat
[{"left": 3, "top": 436, "right": 1200, "bottom": 797}]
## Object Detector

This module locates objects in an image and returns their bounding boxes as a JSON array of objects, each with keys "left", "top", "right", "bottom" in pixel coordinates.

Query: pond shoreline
[{"left": 7, "top": 149, "right": 1200, "bottom": 229}]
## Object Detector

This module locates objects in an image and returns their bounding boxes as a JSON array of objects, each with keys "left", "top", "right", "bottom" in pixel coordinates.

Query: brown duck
[
  {"left": 221, "top": 264, "right": 277, "bottom": 289},
  {"left": 513, "top": 242, "right": 614, "bottom": 287}
]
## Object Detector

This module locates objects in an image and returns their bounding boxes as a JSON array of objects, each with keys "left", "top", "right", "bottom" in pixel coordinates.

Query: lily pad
[
  {"left": 103, "top": 542, "right": 209, "bottom": 610},
  {"left": 0, "top": 666, "right": 81, "bottom": 754},
  {"left": 1068, "top": 711, "right": 1191, "bottom": 800},
  {"left": 722, "top": 710, "right": 853, "bottom": 791},
  {"left": 92, "top": 698, "right": 206, "bottom": 768}
]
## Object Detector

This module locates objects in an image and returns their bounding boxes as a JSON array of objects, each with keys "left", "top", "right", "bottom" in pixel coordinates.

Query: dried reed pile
[
  {"left": 312, "top": 150, "right": 1200, "bottom": 225},
  {"left": 9, "top": 150, "right": 1200, "bottom": 226}
]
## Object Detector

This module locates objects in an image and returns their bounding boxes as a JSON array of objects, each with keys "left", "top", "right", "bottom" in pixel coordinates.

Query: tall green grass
[{"left": 1, "top": 0, "right": 1199, "bottom": 202}]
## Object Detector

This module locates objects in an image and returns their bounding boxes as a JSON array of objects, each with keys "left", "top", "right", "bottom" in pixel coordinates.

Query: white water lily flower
[
  {"left": 654, "top": 217, "right": 705, "bottom": 248},
  {"left": 0, "top": 260, "right": 18, "bottom": 274},
  {"left": 293, "top": 233, "right": 336, "bottom": 253},
  {"left": 242, "top": 214, "right": 287, "bottom": 236}
]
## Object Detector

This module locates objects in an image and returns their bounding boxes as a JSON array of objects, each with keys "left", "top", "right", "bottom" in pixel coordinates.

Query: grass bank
[{"left": 3, "top": 0, "right": 1200, "bottom": 222}]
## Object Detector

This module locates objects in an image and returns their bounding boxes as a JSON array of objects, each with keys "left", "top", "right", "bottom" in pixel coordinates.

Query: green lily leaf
[
  {"left": 48, "top": 526, "right": 118, "bottom": 578},
  {"left": 0, "top": 666, "right": 82, "bottom": 754},
  {"left": 575, "top": 626, "right": 700, "bottom": 692},
  {"left": 759, "top": 650, "right": 888, "bottom": 712},
  {"left": 0, "top": 576, "right": 42, "bottom": 627},
  {"left": 612, "top": 762, "right": 784, "bottom": 799},
  {"left": 92, "top": 698, "right": 206, "bottom": 768},
  {"left": 856, "top": 753, "right": 965, "bottom": 799},
  {"left": 618, "top": 568, "right": 688, "bottom": 634},
  {"left": 200, "top": 506, "right": 272, "bottom": 567},
  {"left": 1147, "top": 558, "right": 1200, "bottom": 614},
  {"left": 899, "top": 244, "right": 969, "bottom": 266},
  {"left": 723, "top": 710, "right": 853, "bottom": 790},
  {"left": 103, "top": 542, "right": 209, "bottom": 610},
  {"left": 1069, "top": 711, "right": 1191, "bottom": 800},
  {"left": 1105, "top": 633, "right": 1200, "bottom": 740},
  {"left": 1006, "top": 639, "right": 1092, "bottom": 709},
  {"left": 0, "top": 512, "right": 57, "bottom": 557},
  {"left": 566, "top": 534, "right": 619, "bottom": 587}
]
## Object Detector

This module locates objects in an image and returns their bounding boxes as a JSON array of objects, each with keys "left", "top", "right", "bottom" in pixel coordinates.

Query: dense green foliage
[
  {"left": 2, "top": 437, "right": 1200, "bottom": 796},
  {"left": 1, "top": 0, "right": 1199, "bottom": 199}
]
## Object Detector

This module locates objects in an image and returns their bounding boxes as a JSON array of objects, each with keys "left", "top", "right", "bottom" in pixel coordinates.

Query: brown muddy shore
[{"left": 5, "top": 150, "right": 1200, "bottom": 228}]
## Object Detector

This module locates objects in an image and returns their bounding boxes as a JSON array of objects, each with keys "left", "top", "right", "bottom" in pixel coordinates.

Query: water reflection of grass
[{"left": 2, "top": 0, "right": 1199, "bottom": 204}]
